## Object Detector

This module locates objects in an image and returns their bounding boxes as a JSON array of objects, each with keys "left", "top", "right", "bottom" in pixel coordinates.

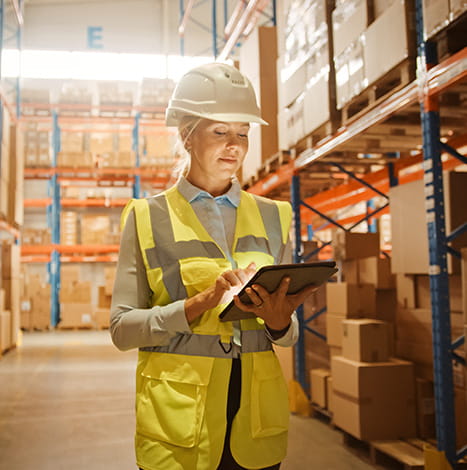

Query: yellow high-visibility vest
[{"left": 122, "top": 184, "right": 292, "bottom": 470}]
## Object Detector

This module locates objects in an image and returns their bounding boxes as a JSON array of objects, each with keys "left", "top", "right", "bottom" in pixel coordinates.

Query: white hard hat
[{"left": 166, "top": 62, "right": 268, "bottom": 126}]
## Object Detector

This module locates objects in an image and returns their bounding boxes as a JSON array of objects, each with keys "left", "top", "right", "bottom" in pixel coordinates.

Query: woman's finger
[
  {"left": 222, "top": 270, "right": 242, "bottom": 286},
  {"left": 245, "top": 287, "right": 262, "bottom": 306}
]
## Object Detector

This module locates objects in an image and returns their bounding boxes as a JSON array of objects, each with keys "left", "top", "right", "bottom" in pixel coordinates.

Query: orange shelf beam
[
  {"left": 24, "top": 198, "right": 53, "bottom": 207},
  {"left": 57, "top": 244, "right": 120, "bottom": 254},
  {"left": 60, "top": 255, "right": 118, "bottom": 263},
  {"left": 21, "top": 244, "right": 120, "bottom": 255},
  {"left": 21, "top": 245, "right": 54, "bottom": 255},
  {"left": 61, "top": 198, "right": 128, "bottom": 207}
]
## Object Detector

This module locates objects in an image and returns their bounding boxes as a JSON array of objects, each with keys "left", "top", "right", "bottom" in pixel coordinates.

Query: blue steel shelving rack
[
  {"left": 287, "top": 2, "right": 466, "bottom": 467},
  {"left": 178, "top": 0, "right": 277, "bottom": 59},
  {"left": 45, "top": 112, "right": 143, "bottom": 327},
  {"left": 415, "top": 0, "right": 466, "bottom": 466}
]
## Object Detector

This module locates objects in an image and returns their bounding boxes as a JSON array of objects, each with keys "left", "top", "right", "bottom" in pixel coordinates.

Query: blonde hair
[{"left": 172, "top": 115, "right": 201, "bottom": 180}]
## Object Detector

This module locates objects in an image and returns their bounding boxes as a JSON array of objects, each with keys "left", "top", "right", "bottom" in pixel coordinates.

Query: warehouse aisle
[{"left": 0, "top": 331, "right": 378, "bottom": 470}]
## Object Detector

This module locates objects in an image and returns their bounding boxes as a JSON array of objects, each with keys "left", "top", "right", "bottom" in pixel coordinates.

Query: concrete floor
[{"left": 0, "top": 331, "right": 379, "bottom": 470}]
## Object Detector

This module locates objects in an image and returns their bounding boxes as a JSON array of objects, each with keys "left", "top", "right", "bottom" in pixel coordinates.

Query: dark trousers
[
  {"left": 140, "top": 358, "right": 281, "bottom": 470},
  {"left": 216, "top": 358, "right": 281, "bottom": 470}
]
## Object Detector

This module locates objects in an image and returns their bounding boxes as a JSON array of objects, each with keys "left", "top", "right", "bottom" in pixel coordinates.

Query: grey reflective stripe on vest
[
  {"left": 145, "top": 195, "right": 224, "bottom": 301},
  {"left": 139, "top": 329, "right": 272, "bottom": 358},
  {"left": 253, "top": 197, "right": 284, "bottom": 264}
]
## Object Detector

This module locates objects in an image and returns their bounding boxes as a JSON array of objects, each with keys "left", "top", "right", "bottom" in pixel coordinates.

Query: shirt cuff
[{"left": 149, "top": 299, "right": 191, "bottom": 334}]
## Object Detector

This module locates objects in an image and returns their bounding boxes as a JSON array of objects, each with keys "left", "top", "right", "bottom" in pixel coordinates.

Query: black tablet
[{"left": 219, "top": 261, "right": 338, "bottom": 322}]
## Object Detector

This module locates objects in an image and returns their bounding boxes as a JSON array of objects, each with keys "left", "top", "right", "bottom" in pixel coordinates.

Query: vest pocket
[
  {"left": 250, "top": 352, "right": 289, "bottom": 438},
  {"left": 136, "top": 354, "right": 215, "bottom": 448}
]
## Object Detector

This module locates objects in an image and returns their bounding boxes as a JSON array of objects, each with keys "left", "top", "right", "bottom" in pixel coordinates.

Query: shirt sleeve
[
  {"left": 265, "top": 235, "right": 299, "bottom": 347},
  {"left": 110, "top": 209, "right": 191, "bottom": 351}
]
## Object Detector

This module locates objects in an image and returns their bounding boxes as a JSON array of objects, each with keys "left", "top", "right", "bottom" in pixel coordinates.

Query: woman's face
[{"left": 186, "top": 119, "right": 250, "bottom": 184}]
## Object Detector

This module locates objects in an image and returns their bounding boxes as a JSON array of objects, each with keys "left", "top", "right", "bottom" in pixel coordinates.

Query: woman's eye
[
  {"left": 214, "top": 130, "right": 226, "bottom": 136},
  {"left": 239, "top": 134, "right": 248, "bottom": 138}
]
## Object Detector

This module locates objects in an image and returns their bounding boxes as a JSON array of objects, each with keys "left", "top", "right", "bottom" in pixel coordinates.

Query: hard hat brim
[{"left": 166, "top": 108, "right": 269, "bottom": 127}]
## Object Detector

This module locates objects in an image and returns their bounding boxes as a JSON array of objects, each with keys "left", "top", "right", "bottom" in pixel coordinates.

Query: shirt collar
[{"left": 177, "top": 176, "right": 241, "bottom": 208}]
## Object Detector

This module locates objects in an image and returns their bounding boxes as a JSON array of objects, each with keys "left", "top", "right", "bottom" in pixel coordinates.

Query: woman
[{"left": 110, "top": 63, "right": 316, "bottom": 470}]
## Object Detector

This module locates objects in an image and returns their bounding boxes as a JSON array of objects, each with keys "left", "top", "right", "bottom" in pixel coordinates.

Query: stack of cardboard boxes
[
  {"left": 332, "top": 319, "right": 417, "bottom": 440},
  {"left": 59, "top": 266, "right": 94, "bottom": 328},
  {"left": 1, "top": 242, "right": 21, "bottom": 353},
  {"left": 23, "top": 125, "right": 51, "bottom": 168},
  {"left": 141, "top": 133, "right": 177, "bottom": 169},
  {"left": 94, "top": 266, "right": 116, "bottom": 329},
  {"left": 20, "top": 270, "right": 51, "bottom": 331},
  {"left": 276, "top": 0, "right": 337, "bottom": 150}
]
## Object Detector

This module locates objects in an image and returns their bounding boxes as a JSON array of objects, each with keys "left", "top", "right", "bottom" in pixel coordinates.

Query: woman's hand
[
  {"left": 233, "top": 277, "right": 318, "bottom": 331},
  {"left": 184, "top": 262, "right": 257, "bottom": 323}
]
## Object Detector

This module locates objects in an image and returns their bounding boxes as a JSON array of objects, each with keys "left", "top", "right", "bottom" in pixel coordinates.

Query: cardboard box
[
  {"left": 59, "top": 281, "right": 92, "bottom": 304},
  {"left": 61, "top": 265, "right": 80, "bottom": 284},
  {"left": 396, "top": 273, "right": 416, "bottom": 309},
  {"left": 98, "top": 286, "right": 112, "bottom": 309},
  {"left": 334, "top": 37, "right": 367, "bottom": 109},
  {"left": 332, "top": 230, "right": 380, "bottom": 261},
  {"left": 363, "top": 0, "right": 415, "bottom": 86},
  {"left": 326, "top": 282, "right": 376, "bottom": 316},
  {"left": 342, "top": 260, "right": 359, "bottom": 284},
  {"left": 104, "top": 266, "right": 116, "bottom": 296},
  {"left": 326, "top": 313, "right": 345, "bottom": 347},
  {"left": 416, "top": 274, "right": 463, "bottom": 312},
  {"left": 310, "top": 368, "right": 331, "bottom": 408},
  {"left": 332, "top": 356, "right": 417, "bottom": 440},
  {"left": 423, "top": 0, "right": 450, "bottom": 39},
  {"left": 390, "top": 172, "right": 467, "bottom": 274},
  {"left": 274, "top": 344, "right": 294, "bottom": 384},
  {"left": 59, "top": 303, "right": 94, "bottom": 328},
  {"left": 342, "top": 319, "right": 390, "bottom": 362},
  {"left": 94, "top": 307, "right": 110, "bottom": 329},
  {"left": 326, "top": 376, "right": 334, "bottom": 413},
  {"left": 332, "top": 0, "right": 373, "bottom": 57},
  {"left": 358, "top": 256, "right": 395, "bottom": 289},
  {"left": 0, "top": 310, "right": 12, "bottom": 352},
  {"left": 329, "top": 346, "right": 343, "bottom": 357},
  {"left": 375, "top": 288, "right": 397, "bottom": 323},
  {"left": 415, "top": 378, "right": 436, "bottom": 439}
]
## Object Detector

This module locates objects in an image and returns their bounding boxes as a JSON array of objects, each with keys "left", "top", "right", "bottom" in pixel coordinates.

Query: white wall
[{"left": 23, "top": 0, "right": 236, "bottom": 57}]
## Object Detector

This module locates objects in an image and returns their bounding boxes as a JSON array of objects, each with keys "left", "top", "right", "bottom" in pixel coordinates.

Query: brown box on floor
[
  {"left": 310, "top": 368, "right": 331, "bottom": 408},
  {"left": 59, "top": 303, "right": 93, "bottom": 328},
  {"left": 59, "top": 281, "right": 91, "bottom": 304},
  {"left": 332, "top": 231, "right": 380, "bottom": 261},
  {"left": 332, "top": 356, "right": 417, "bottom": 440},
  {"left": 342, "top": 319, "right": 391, "bottom": 362},
  {"left": 326, "top": 282, "right": 376, "bottom": 316}
]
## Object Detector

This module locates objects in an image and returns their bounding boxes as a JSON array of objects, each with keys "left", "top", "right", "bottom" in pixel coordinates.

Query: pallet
[
  {"left": 294, "top": 118, "right": 341, "bottom": 156},
  {"left": 342, "top": 432, "right": 425, "bottom": 470},
  {"left": 1, "top": 344, "right": 17, "bottom": 357},
  {"left": 257, "top": 151, "right": 292, "bottom": 180},
  {"left": 57, "top": 324, "right": 94, "bottom": 331},
  {"left": 310, "top": 402, "right": 333, "bottom": 424},
  {"left": 341, "top": 59, "right": 416, "bottom": 126}
]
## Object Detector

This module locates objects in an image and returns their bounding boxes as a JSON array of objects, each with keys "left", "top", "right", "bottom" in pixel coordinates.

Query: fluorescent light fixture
[{"left": 1, "top": 49, "right": 214, "bottom": 81}]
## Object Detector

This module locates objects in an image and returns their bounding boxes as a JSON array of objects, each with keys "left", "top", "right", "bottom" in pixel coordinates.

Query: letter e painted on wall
[{"left": 87, "top": 26, "right": 104, "bottom": 49}]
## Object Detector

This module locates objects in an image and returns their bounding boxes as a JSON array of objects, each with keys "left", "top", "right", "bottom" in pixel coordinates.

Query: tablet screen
[{"left": 219, "top": 261, "right": 337, "bottom": 322}]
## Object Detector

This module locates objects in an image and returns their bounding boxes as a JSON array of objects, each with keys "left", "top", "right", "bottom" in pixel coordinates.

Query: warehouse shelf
[
  {"left": 0, "top": 219, "right": 20, "bottom": 239},
  {"left": 251, "top": 7, "right": 465, "bottom": 467},
  {"left": 246, "top": 47, "right": 466, "bottom": 198},
  {"left": 24, "top": 198, "right": 129, "bottom": 208}
]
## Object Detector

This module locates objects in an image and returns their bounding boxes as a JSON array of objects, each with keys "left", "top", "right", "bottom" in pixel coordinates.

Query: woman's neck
[{"left": 185, "top": 174, "right": 232, "bottom": 197}]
